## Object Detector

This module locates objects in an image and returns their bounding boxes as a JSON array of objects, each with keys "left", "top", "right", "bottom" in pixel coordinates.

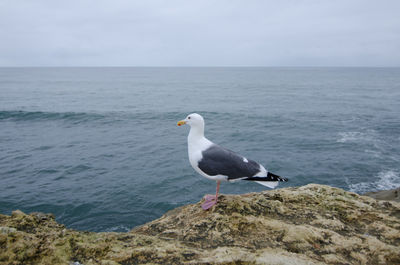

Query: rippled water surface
[{"left": 1, "top": 67, "right": 399, "bottom": 231}]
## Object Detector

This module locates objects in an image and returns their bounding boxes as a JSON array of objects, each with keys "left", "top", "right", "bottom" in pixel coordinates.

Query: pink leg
[
  {"left": 215, "top": 181, "right": 220, "bottom": 202},
  {"left": 202, "top": 181, "right": 221, "bottom": 210}
]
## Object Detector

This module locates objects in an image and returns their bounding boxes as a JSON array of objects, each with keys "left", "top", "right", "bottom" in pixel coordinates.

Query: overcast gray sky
[{"left": 0, "top": 0, "right": 399, "bottom": 67}]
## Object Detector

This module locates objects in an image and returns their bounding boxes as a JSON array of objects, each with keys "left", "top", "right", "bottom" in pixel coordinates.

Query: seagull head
[{"left": 177, "top": 113, "right": 204, "bottom": 127}]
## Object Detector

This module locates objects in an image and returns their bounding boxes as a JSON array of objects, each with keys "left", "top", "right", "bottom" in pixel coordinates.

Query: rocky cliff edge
[{"left": 1, "top": 184, "right": 399, "bottom": 265}]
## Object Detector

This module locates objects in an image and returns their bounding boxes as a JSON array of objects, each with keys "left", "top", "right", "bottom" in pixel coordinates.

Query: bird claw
[
  {"left": 202, "top": 194, "right": 217, "bottom": 210},
  {"left": 202, "top": 199, "right": 217, "bottom": 210}
]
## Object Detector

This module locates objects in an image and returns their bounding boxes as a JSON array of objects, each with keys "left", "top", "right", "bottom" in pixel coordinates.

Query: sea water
[{"left": 0, "top": 67, "right": 399, "bottom": 231}]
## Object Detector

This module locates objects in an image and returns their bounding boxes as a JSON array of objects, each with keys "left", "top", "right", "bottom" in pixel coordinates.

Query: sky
[{"left": 0, "top": 0, "right": 399, "bottom": 67}]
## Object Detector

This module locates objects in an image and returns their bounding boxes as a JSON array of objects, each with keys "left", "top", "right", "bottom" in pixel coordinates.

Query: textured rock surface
[
  {"left": 364, "top": 187, "right": 400, "bottom": 202},
  {"left": 1, "top": 184, "right": 400, "bottom": 264}
]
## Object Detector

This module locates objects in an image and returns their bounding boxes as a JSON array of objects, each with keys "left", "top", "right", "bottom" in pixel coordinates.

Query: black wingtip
[
  {"left": 267, "top": 172, "right": 288, "bottom": 182},
  {"left": 242, "top": 172, "right": 289, "bottom": 182}
]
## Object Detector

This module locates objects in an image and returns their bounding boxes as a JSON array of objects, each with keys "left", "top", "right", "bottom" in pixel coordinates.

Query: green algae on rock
[{"left": 1, "top": 184, "right": 400, "bottom": 265}]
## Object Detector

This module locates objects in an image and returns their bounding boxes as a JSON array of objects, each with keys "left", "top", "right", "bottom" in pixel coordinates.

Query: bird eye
[{"left": 188, "top": 117, "right": 191, "bottom": 119}]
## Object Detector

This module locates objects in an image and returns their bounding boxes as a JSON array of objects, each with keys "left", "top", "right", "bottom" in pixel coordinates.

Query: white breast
[{"left": 187, "top": 135, "right": 215, "bottom": 179}]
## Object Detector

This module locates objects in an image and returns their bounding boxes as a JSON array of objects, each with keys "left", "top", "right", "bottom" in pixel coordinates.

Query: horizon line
[{"left": 0, "top": 65, "right": 399, "bottom": 68}]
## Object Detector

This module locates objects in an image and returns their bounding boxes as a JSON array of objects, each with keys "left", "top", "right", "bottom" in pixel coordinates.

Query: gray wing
[{"left": 197, "top": 144, "right": 261, "bottom": 180}]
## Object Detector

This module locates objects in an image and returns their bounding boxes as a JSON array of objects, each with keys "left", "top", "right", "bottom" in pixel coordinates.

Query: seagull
[{"left": 177, "top": 113, "right": 288, "bottom": 210}]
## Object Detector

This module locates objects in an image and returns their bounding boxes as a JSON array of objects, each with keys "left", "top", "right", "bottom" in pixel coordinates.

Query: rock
[
  {"left": 364, "top": 187, "right": 400, "bottom": 202},
  {"left": 11, "top": 210, "right": 26, "bottom": 217},
  {"left": 0, "top": 184, "right": 399, "bottom": 264},
  {"left": 0, "top": 226, "right": 17, "bottom": 234}
]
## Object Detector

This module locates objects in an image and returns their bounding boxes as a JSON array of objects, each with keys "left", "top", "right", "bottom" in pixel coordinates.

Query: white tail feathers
[{"left": 255, "top": 181, "right": 279, "bottom": 189}]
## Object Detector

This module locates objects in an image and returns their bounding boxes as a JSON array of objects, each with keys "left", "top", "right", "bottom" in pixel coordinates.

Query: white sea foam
[
  {"left": 348, "top": 170, "right": 400, "bottom": 194},
  {"left": 364, "top": 149, "right": 382, "bottom": 158},
  {"left": 336, "top": 130, "right": 377, "bottom": 143},
  {"left": 337, "top": 130, "right": 384, "bottom": 154}
]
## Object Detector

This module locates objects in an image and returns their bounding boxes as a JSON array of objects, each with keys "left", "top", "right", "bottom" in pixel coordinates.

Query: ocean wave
[
  {"left": 0, "top": 110, "right": 291, "bottom": 125},
  {"left": 348, "top": 170, "right": 400, "bottom": 194},
  {"left": 0, "top": 110, "right": 105, "bottom": 123},
  {"left": 336, "top": 130, "right": 378, "bottom": 143},
  {"left": 0, "top": 110, "right": 187, "bottom": 123}
]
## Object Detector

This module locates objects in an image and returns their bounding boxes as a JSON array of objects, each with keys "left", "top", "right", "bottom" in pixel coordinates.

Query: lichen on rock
[{"left": 1, "top": 184, "right": 399, "bottom": 264}]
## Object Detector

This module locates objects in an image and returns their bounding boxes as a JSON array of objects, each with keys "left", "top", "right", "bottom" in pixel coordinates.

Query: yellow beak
[{"left": 177, "top": 120, "right": 186, "bottom": 126}]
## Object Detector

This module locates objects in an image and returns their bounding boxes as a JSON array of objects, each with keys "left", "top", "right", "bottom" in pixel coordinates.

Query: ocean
[{"left": 1, "top": 67, "right": 399, "bottom": 232}]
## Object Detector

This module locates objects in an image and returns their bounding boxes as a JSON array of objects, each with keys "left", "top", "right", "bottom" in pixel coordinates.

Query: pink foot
[
  {"left": 202, "top": 181, "right": 221, "bottom": 210},
  {"left": 202, "top": 199, "right": 217, "bottom": 210},
  {"left": 202, "top": 194, "right": 218, "bottom": 210}
]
